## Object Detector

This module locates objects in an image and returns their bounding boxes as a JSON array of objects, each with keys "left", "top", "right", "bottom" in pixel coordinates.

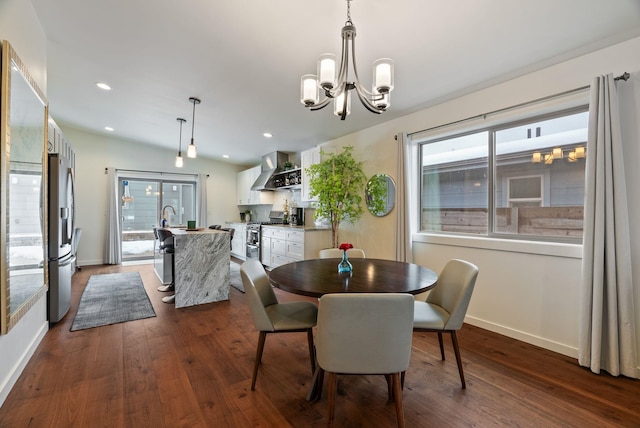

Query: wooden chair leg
[
  {"left": 307, "top": 328, "right": 316, "bottom": 373},
  {"left": 437, "top": 331, "right": 445, "bottom": 360},
  {"left": 251, "top": 331, "right": 267, "bottom": 391},
  {"left": 327, "top": 372, "right": 338, "bottom": 427},
  {"left": 384, "top": 374, "right": 393, "bottom": 400},
  {"left": 316, "top": 367, "right": 325, "bottom": 401},
  {"left": 401, "top": 371, "right": 405, "bottom": 390},
  {"left": 450, "top": 331, "right": 466, "bottom": 389},
  {"left": 392, "top": 372, "right": 405, "bottom": 428}
]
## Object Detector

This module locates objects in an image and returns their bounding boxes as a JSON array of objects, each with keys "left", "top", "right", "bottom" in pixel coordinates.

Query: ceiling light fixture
[
  {"left": 263, "top": 132, "right": 273, "bottom": 138},
  {"left": 300, "top": 0, "right": 394, "bottom": 120},
  {"left": 104, "top": 126, "right": 114, "bottom": 132},
  {"left": 175, "top": 117, "right": 186, "bottom": 168},
  {"left": 96, "top": 82, "right": 111, "bottom": 90},
  {"left": 187, "top": 97, "right": 201, "bottom": 158}
]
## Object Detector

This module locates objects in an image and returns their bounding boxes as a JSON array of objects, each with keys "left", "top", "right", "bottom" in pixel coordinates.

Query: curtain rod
[
  {"left": 408, "top": 71, "right": 630, "bottom": 137},
  {"left": 105, "top": 167, "right": 209, "bottom": 177}
]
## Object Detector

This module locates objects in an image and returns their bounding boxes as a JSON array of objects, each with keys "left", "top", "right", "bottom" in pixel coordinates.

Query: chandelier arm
[
  {"left": 331, "top": 28, "right": 351, "bottom": 98},
  {"left": 354, "top": 89, "right": 383, "bottom": 114},
  {"left": 309, "top": 97, "right": 333, "bottom": 111}
]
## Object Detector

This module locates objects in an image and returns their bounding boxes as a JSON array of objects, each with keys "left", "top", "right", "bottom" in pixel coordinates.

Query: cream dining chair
[
  {"left": 412, "top": 259, "right": 479, "bottom": 388},
  {"left": 240, "top": 259, "right": 318, "bottom": 391},
  {"left": 316, "top": 293, "right": 414, "bottom": 427},
  {"left": 318, "top": 248, "right": 366, "bottom": 259}
]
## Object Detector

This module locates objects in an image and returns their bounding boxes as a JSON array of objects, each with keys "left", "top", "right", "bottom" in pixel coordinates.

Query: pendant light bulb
[
  {"left": 188, "top": 97, "right": 201, "bottom": 158},
  {"left": 175, "top": 117, "right": 186, "bottom": 168}
]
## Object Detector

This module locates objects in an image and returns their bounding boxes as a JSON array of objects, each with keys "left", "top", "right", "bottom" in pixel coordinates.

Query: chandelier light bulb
[
  {"left": 373, "top": 58, "right": 394, "bottom": 93},
  {"left": 175, "top": 154, "right": 184, "bottom": 168},
  {"left": 318, "top": 54, "right": 337, "bottom": 90},
  {"left": 334, "top": 91, "right": 351, "bottom": 117},
  {"left": 301, "top": 75, "right": 319, "bottom": 106},
  {"left": 187, "top": 141, "right": 197, "bottom": 158}
]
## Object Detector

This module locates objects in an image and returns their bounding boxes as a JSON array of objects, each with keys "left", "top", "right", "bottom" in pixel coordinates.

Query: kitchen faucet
[{"left": 161, "top": 205, "right": 177, "bottom": 227}]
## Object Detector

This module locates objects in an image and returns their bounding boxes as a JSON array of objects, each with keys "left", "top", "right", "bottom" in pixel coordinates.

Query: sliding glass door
[{"left": 119, "top": 177, "right": 196, "bottom": 261}]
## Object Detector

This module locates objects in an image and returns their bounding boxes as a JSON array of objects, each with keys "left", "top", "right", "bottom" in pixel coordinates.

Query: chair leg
[
  {"left": 384, "top": 374, "right": 393, "bottom": 400},
  {"left": 327, "top": 372, "right": 338, "bottom": 427},
  {"left": 316, "top": 368, "right": 325, "bottom": 401},
  {"left": 450, "top": 331, "right": 466, "bottom": 389},
  {"left": 251, "top": 331, "right": 267, "bottom": 391},
  {"left": 437, "top": 331, "right": 445, "bottom": 360},
  {"left": 307, "top": 328, "right": 316, "bottom": 373},
  {"left": 392, "top": 372, "right": 405, "bottom": 428}
]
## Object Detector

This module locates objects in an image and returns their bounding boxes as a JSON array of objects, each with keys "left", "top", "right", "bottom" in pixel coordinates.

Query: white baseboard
[
  {"left": 0, "top": 321, "right": 48, "bottom": 407},
  {"left": 465, "top": 315, "right": 578, "bottom": 359}
]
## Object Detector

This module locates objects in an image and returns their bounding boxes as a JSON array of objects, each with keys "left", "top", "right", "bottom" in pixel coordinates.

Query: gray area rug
[
  {"left": 230, "top": 262, "right": 244, "bottom": 293},
  {"left": 71, "top": 271, "right": 156, "bottom": 331}
]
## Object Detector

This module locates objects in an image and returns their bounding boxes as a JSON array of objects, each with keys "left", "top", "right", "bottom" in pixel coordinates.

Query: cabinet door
[
  {"left": 301, "top": 147, "right": 335, "bottom": 202},
  {"left": 261, "top": 236, "right": 271, "bottom": 266},
  {"left": 231, "top": 224, "right": 246, "bottom": 259},
  {"left": 237, "top": 170, "right": 248, "bottom": 204}
]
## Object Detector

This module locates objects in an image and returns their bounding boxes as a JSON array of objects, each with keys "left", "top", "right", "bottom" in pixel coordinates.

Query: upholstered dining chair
[
  {"left": 412, "top": 259, "right": 479, "bottom": 389},
  {"left": 240, "top": 260, "right": 318, "bottom": 391},
  {"left": 316, "top": 293, "right": 414, "bottom": 427},
  {"left": 318, "top": 248, "right": 366, "bottom": 259}
]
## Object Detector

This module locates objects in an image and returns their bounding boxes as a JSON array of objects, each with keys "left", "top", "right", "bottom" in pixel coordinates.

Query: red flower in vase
[{"left": 339, "top": 243, "right": 353, "bottom": 251}]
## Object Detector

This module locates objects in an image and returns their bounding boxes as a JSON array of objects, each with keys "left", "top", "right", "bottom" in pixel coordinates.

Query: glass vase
[{"left": 338, "top": 251, "right": 353, "bottom": 273}]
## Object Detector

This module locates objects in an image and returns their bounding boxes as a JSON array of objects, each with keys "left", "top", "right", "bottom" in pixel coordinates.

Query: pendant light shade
[
  {"left": 187, "top": 97, "right": 201, "bottom": 158},
  {"left": 175, "top": 117, "right": 186, "bottom": 168}
]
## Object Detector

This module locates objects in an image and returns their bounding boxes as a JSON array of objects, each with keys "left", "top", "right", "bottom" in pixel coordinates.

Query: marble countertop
[{"left": 168, "top": 227, "right": 227, "bottom": 235}]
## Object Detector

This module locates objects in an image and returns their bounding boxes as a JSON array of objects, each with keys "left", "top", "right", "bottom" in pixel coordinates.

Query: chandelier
[
  {"left": 300, "top": 0, "right": 394, "bottom": 120},
  {"left": 187, "top": 97, "right": 200, "bottom": 158},
  {"left": 175, "top": 117, "right": 186, "bottom": 168}
]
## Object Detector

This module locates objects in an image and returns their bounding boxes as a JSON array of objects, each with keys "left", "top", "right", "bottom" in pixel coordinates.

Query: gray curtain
[
  {"left": 104, "top": 167, "right": 122, "bottom": 264},
  {"left": 395, "top": 133, "right": 411, "bottom": 262},
  {"left": 197, "top": 173, "right": 208, "bottom": 228},
  {"left": 579, "top": 74, "right": 637, "bottom": 378}
]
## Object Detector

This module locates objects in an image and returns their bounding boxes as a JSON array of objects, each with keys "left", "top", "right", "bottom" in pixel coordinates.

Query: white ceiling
[{"left": 30, "top": 0, "right": 640, "bottom": 165}]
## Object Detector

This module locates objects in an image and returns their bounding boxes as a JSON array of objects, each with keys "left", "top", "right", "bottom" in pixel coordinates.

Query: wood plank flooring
[{"left": 1, "top": 262, "right": 639, "bottom": 427}]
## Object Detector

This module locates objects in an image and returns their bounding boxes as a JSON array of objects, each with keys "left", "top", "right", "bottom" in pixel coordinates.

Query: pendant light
[
  {"left": 175, "top": 117, "right": 186, "bottom": 168},
  {"left": 187, "top": 97, "right": 201, "bottom": 158}
]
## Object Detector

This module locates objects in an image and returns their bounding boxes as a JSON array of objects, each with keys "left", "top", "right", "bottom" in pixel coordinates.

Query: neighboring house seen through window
[{"left": 420, "top": 108, "right": 588, "bottom": 242}]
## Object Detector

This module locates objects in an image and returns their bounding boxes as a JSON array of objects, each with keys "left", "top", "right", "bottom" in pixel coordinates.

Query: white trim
[
  {"left": 0, "top": 321, "right": 47, "bottom": 407},
  {"left": 412, "top": 232, "right": 582, "bottom": 258},
  {"left": 464, "top": 315, "right": 578, "bottom": 358}
]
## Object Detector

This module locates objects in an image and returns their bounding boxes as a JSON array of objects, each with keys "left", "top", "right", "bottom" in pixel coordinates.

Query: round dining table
[{"left": 268, "top": 258, "right": 438, "bottom": 298}]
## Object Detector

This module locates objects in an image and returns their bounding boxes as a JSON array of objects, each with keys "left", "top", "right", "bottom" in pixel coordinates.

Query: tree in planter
[{"left": 306, "top": 146, "right": 367, "bottom": 248}]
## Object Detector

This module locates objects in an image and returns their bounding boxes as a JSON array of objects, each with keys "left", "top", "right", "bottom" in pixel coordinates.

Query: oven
[{"left": 246, "top": 222, "right": 261, "bottom": 261}]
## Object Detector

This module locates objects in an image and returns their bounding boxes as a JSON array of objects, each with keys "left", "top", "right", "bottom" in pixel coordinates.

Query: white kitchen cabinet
[
  {"left": 237, "top": 166, "right": 274, "bottom": 205},
  {"left": 300, "top": 146, "right": 335, "bottom": 202},
  {"left": 261, "top": 226, "right": 331, "bottom": 269},
  {"left": 229, "top": 222, "right": 246, "bottom": 259}
]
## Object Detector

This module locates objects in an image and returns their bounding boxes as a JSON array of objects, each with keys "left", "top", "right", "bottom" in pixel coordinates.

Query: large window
[{"left": 420, "top": 108, "right": 588, "bottom": 242}]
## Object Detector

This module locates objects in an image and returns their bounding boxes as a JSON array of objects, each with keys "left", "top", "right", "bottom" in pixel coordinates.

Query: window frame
[{"left": 418, "top": 105, "right": 589, "bottom": 244}]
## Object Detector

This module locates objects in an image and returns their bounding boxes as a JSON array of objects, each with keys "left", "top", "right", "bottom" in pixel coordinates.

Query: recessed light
[
  {"left": 263, "top": 132, "right": 273, "bottom": 138},
  {"left": 222, "top": 154, "right": 229, "bottom": 158},
  {"left": 97, "top": 82, "right": 111, "bottom": 90},
  {"left": 104, "top": 126, "right": 114, "bottom": 132}
]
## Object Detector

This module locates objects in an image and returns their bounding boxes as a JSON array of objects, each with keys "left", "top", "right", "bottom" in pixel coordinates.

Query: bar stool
[{"left": 156, "top": 228, "right": 176, "bottom": 303}]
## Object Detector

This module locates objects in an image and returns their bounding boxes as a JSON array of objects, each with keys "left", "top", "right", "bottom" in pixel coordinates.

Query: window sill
[{"left": 412, "top": 232, "right": 582, "bottom": 259}]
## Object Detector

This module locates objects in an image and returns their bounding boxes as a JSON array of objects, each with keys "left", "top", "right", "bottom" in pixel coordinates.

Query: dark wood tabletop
[{"left": 268, "top": 258, "right": 438, "bottom": 298}]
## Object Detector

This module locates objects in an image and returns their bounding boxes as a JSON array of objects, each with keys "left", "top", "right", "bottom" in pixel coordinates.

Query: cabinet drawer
[
  {"left": 271, "top": 238, "right": 286, "bottom": 255},
  {"left": 271, "top": 229, "right": 287, "bottom": 240},
  {"left": 262, "top": 227, "right": 277, "bottom": 238},
  {"left": 271, "top": 253, "right": 296, "bottom": 268},
  {"left": 286, "top": 241, "right": 304, "bottom": 260},
  {"left": 286, "top": 230, "right": 305, "bottom": 243}
]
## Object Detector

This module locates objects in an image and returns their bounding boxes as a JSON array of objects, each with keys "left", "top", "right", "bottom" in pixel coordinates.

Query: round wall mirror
[{"left": 365, "top": 173, "right": 396, "bottom": 217}]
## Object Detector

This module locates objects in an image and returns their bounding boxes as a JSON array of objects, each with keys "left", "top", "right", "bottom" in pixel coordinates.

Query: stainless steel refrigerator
[{"left": 47, "top": 146, "right": 76, "bottom": 323}]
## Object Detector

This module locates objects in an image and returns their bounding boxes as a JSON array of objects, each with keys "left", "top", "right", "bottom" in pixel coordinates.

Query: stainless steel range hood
[{"left": 251, "top": 151, "right": 289, "bottom": 191}]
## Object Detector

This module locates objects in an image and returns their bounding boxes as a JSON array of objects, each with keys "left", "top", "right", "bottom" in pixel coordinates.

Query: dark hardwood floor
[{"left": 1, "top": 262, "right": 639, "bottom": 427}]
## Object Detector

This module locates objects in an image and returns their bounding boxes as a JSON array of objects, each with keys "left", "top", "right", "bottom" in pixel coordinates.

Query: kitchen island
[{"left": 169, "top": 228, "right": 230, "bottom": 308}]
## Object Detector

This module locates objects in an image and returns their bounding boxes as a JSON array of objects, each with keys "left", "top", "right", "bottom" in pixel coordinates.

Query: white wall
[
  {"left": 0, "top": 0, "right": 49, "bottom": 407},
  {"left": 322, "top": 36, "right": 640, "bottom": 364},
  {"left": 60, "top": 125, "right": 244, "bottom": 266}
]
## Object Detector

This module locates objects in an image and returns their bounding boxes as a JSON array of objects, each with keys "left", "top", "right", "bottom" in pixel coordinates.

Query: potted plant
[{"left": 306, "top": 146, "right": 367, "bottom": 248}]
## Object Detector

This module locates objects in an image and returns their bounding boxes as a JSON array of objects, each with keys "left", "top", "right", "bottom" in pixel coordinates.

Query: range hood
[{"left": 251, "top": 151, "right": 289, "bottom": 191}]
